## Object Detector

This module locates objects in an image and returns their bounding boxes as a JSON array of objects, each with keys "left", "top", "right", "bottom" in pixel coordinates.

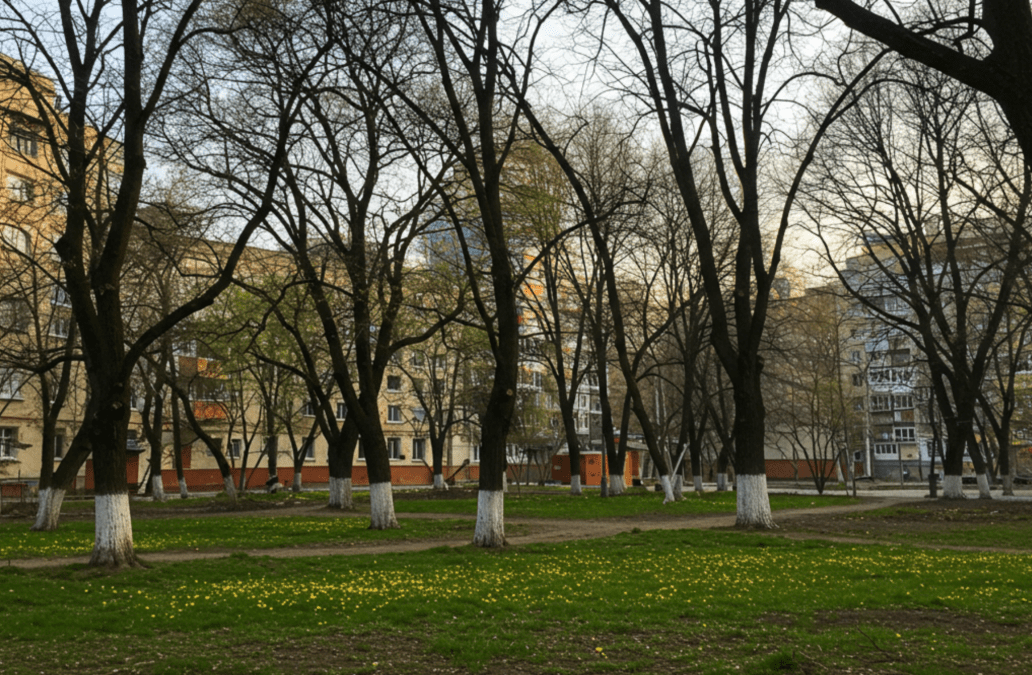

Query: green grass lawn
[
  {"left": 0, "top": 529, "right": 1028, "bottom": 674},
  {"left": 0, "top": 516, "right": 476, "bottom": 559},
  {"left": 840, "top": 505, "right": 1032, "bottom": 550},
  {"left": 391, "top": 489, "right": 859, "bottom": 518}
]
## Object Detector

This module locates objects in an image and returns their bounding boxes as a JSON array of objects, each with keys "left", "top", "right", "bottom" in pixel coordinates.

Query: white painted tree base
[
  {"left": 716, "top": 473, "right": 728, "bottom": 491},
  {"left": 503, "top": 473, "right": 509, "bottom": 494},
  {"left": 735, "top": 474, "right": 776, "bottom": 529},
  {"left": 570, "top": 474, "right": 582, "bottom": 496},
  {"left": 660, "top": 475, "right": 675, "bottom": 504},
  {"left": 942, "top": 474, "right": 965, "bottom": 499},
  {"left": 693, "top": 475, "right": 703, "bottom": 493},
  {"left": 178, "top": 478, "right": 189, "bottom": 499},
  {"left": 223, "top": 476, "right": 237, "bottom": 501},
  {"left": 473, "top": 489, "right": 505, "bottom": 547},
  {"left": 369, "top": 482, "right": 399, "bottom": 529},
  {"left": 672, "top": 475, "right": 684, "bottom": 501},
  {"left": 151, "top": 475, "right": 165, "bottom": 502},
  {"left": 433, "top": 473, "right": 448, "bottom": 490},
  {"left": 609, "top": 475, "right": 625, "bottom": 496},
  {"left": 91, "top": 493, "right": 137, "bottom": 567},
  {"left": 1002, "top": 475, "right": 1014, "bottom": 496},
  {"left": 328, "top": 477, "right": 344, "bottom": 507},
  {"left": 976, "top": 473, "right": 992, "bottom": 499},
  {"left": 292, "top": 473, "right": 303, "bottom": 493},
  {"left": 32, "top": 487, "right": 65, "bottom": 531}
]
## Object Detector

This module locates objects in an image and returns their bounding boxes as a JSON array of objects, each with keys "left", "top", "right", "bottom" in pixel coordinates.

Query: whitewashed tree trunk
[
  {"left": 502, "top": 472, "right": 508, "bottom": 494},
  {"left": 32, "top": 487, "right": 65, "bottom": 531},
  {"left": 735, "top": 474, "right": 776, "bottom": 528},
  {"left": 368, "top": 481, "right": 399, "bottom": 529},
  {"left": 150, "top": 475, "right": 165, "bottom": 501},
  {"left": 570, "top": 474, "right": 582, "bottom": 496},
  {"left": 473, "top": 489, "right": 505, "bottom": 547},
  {"left": 433, "top": 473, "right": 448, "bottom": 490},
  {"left": 672, "top": 475, "right": 684, "bottom": 501},
  {"left": 942, "top": 474, "right": 965, "bottom": 499},
  {"left": 90, "top": 493, "right": 137, "bottom": 567},
  {"left": 292, "top": 472, "right": 303, "bottom": 493},
  {"left": 178, "top": 478, "right": 189, "bottom": 500},
  {"left": 328, "top": 476, "right": 344, "bottom": 508},
  {"left": 693, "top": 475, "right": 703, "bottom": 493},
  {"left": 1002, "top": 474, "right": 1014, "bottom": 496},
  {"left": 659, "top": 475, "right": 675, "bottom": 504},
  {"left": 975, "top": 473, "right": 992, "bottom": 499},
  {"left": 609, "top": 475, "right": 625, "bottom": 495},
  {"left": 716, "top": 472, "right": 728, "bottom": 491},
  {"left": 223, "top": 476, "right": 237, "bottom": 501}
]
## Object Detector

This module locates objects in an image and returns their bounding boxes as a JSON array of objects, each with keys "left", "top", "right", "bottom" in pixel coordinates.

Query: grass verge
[
  {"left": 0, "top": 529, "right": 1028, "bottom": 674},
  {"left": 0, "top": 516, "right": 477, "bottom": 559}
]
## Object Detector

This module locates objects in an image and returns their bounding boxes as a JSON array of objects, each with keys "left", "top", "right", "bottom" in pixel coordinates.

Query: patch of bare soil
[{"left": 776, "top": 497, "right": 1032, "bottom": 545}]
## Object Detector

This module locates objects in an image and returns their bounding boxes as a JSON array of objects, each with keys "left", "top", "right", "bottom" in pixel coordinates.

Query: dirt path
[{"left": 5, "top": 497, "right": 913, "bottom": 569}]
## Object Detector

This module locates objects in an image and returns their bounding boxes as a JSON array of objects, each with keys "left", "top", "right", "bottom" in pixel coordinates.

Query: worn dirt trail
[{"left": 5, "top": 497, "right": 911, "bottom": 569}]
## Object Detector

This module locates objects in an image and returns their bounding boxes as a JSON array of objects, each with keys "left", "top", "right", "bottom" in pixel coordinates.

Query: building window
[
  {"left": 893, "top": 395, "right": 913, "bottom": 410},
  {"left": 336, "top": 402, "right": 347, "bottom": 420},
  {"left": 7, "top": 175, "right": 35, "bottom": 203},
  {"left": 387, "top": 375, "right": 402, "bottom": 391},
  {"left": 50, "top": 316, "right": 71, "bottom": 338},
  {"left": 412, "top": 378, "right": 425, "bottom": 394},
  {"left": 0, "top": 427, "right": 16, "bottom": 458},
  {"left": 10, "top": 128, "right": 38, "bottom": 157},
  {"left": 894, "top": 427, "right": 916, "bottom": 442},
  {"left": 387, "top": 437, "right": 402, "bottom": 460},
  {"left": 1, "top": 226, "right": 30, "bottom": 253},
  {"left": 412, "top": 438, "right": 426, "bottom": 461},
  {"left": 387, "top": 405, "right": 402, "bottom": 423},
  {"left": 52, "top": 286, "right": 71, "bottom": 307},
  {"left": 229, "top": 439, "right": 242, "bottom": 459},
  {"left": 851, "top": 373, "right": 863, "bottom": 387},
  {"left": 302, "top": 400, "right": 316, "bottom": 417},
  {"left": 472, "top": 444, "right": 480, "bottom": 463},
  {"left": 411, "top": 352, "right": 425, "bottom": 367},
  {"left": 850, "top": 350, "right": 861, "bottom": 363},
  {"left": 531, "top": 371, "right": 544, "bottom": 389},
  {"left": 0, "top": 299, "right": 30, "bottom": 333},
  {"left": 302, "top": 439, "right": 315, "bottom": 461},
  {"left": 0, "top": 369, "right": 23, "bottom": 400},
  {"left": 357, "top": 441, "right": 365, "bottom": 460},
  {"left": 874, "top": 443, "right": 897, "bottom": 456},
  {"left": 52, "top": 433, "right": 65, "bottom": 459},
  {"left": 870, "top": 395, "right": 890, "bottom": 412}
]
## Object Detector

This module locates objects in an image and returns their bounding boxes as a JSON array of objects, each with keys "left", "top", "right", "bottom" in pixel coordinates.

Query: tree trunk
[
  {"left": 736, "top": 474, "right": 776, "bottom": 529},
  {"left": 570, "top": 473, "right": 582, "bottom": 496},
  {"left": 672, "top": 475, "right": 684, "bottom": 501},
  {"left": 171, "top": 397, "right": 187, "bottom": 499},
  {"left": 32, "top": 487, "right": 66, "bottom": 531},
  {"left": 369, "top": 481, "right": 398, "bottom": 529},
  {"left": 150, "top": 475, "right": 165, "bottom": 502},
  {"left": 693, "top": 475, "right": 703, "bottom": 493},
  {"left": 433, "top": 472, "right": 447, "bottom": 489},
  {"left": 327, "top": 418, "right": 358, "bottom": 508},
  {"left": 975, "top": 473, "right": 992, "bottom": 500},
  {"left": 292, "top": 472, "right": 303, "bottom": 493},
  {"left": 86, "top": 385, "right": 139, "bottom": 567},
  {"left": 941, "top": 474, "right": 965, "bottom": 499},
  {"left": 609, "top": 475, "right": 625, "bottom": 495}
]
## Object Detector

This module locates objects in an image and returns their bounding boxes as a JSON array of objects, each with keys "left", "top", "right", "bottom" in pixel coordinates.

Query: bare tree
[
  {"left": 817, "top": 0, "right": 1032, "bottom": 168},
  {"left": 804, "top": 61, "right": 1031, "bottom": 498}
]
